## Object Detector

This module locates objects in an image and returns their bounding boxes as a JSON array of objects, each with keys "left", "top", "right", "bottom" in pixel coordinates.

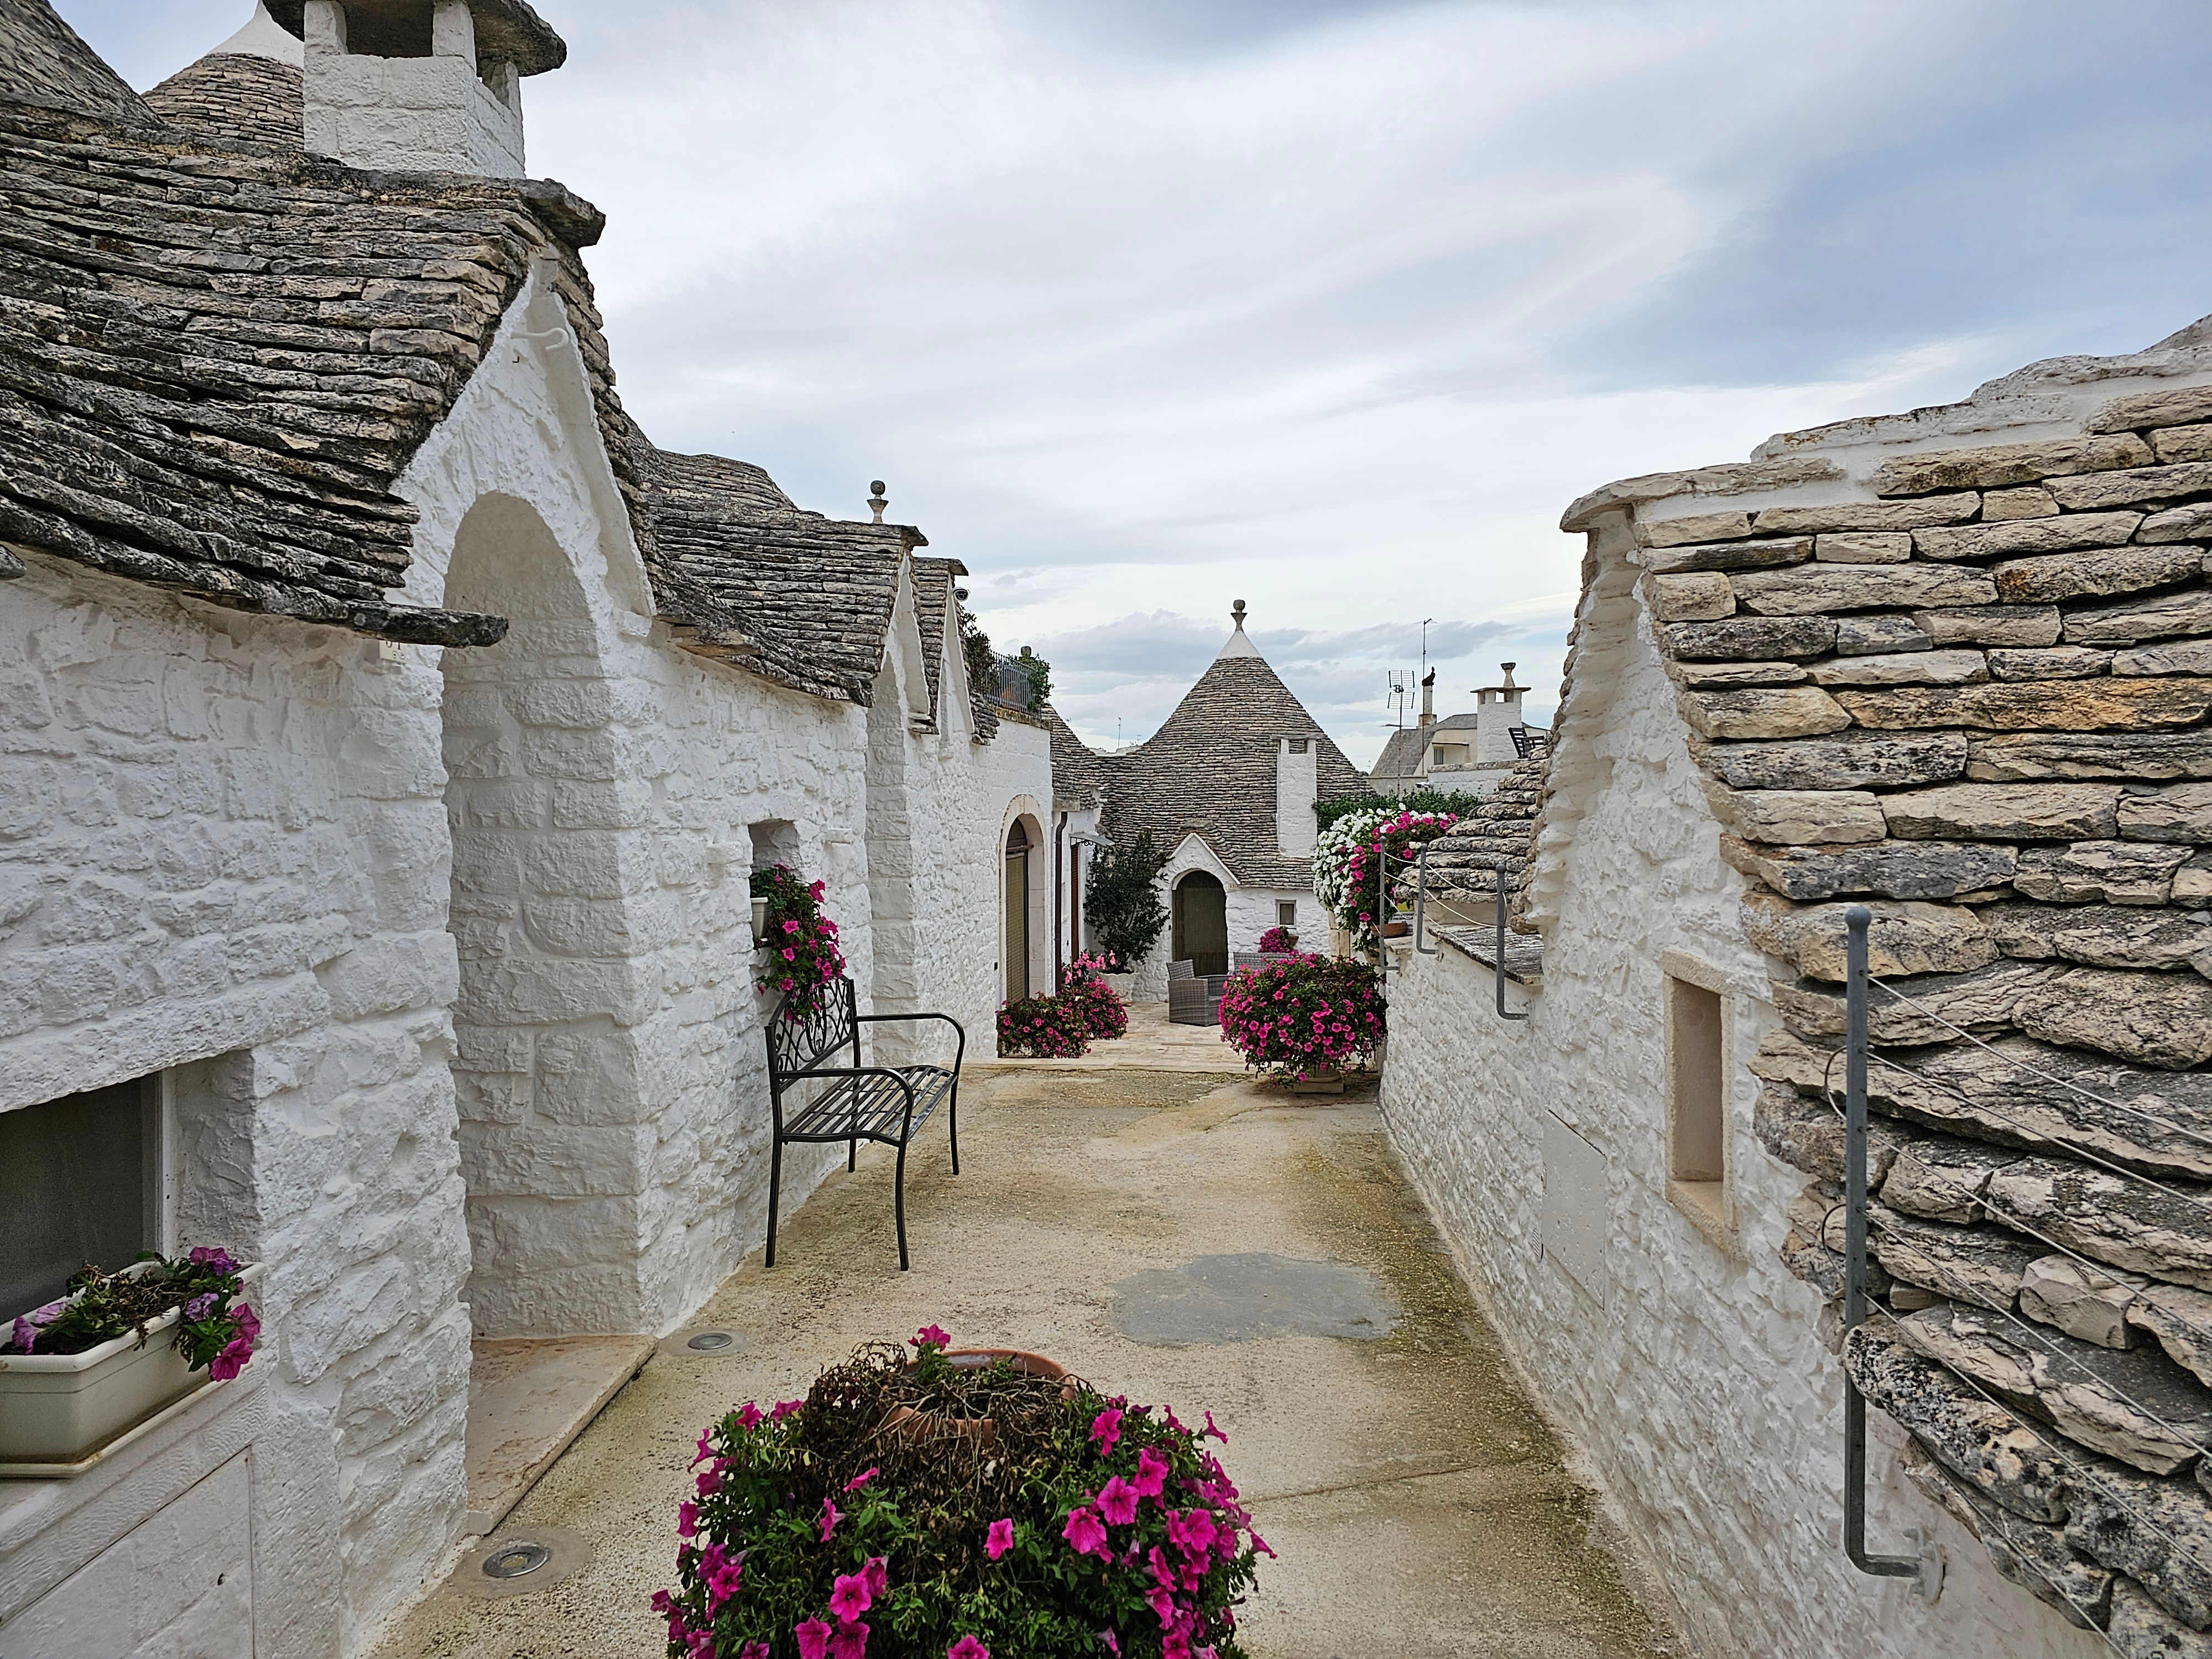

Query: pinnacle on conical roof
[{"left": 1216, "top": 597, "right": 1260, "bottom": 659}]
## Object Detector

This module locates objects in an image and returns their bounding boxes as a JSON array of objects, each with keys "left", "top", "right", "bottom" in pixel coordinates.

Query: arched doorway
[
  {"left": 1172, "top": 870, "right": 1228, "bottom": 976},
  {"left": 1004, "top": 819, "right": 1033, "bottom": 1001}
]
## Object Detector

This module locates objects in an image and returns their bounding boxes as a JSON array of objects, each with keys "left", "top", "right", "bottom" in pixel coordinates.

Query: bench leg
[
  {"left": 894, "top": 1138, "right": 910, "bottom": 1271},
  {"left": 947, "top": 1082, "right": 960, "bottom": 1177},
  {"left": 765, "top": 1135, "right": 783, "bottom": 1269}
]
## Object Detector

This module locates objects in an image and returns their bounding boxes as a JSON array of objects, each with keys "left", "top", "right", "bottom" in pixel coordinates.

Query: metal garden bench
[{"left": 763, "top": 977, "right": 964, "bottom": 1271}]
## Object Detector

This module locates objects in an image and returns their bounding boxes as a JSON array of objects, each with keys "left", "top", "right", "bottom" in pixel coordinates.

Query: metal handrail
[
  {"left": 1841, "top": 904, "right": 1940, "bottom": 1595},
  {"left": 1412, "top": 842, "right": 1438, "bottom": 956},
  {"left": 1491, "top": 862, "right": 1526, "bottom": 1022}
]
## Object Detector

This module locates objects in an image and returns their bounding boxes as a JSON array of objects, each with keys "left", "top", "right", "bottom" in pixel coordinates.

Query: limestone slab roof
[
  {"left": 910, "top": 555, "right": 967, "bottom": 724},
  {"left": 1535, "top": 307, "right": 2212, "bottom": 1641},
  {"left": 0, "top": 95, "right": 631, "bottom": 642},
  {"left": 0, "top": 1, "right": 155, "bottom": 128},
  {"left": 1101, "top": 650, "right": 1368, "bottom": 888},
  {"left": 647, "top": 449, "right": 917, "bottom": 705},
  {"left": 144, "top": 53, "right": 304, "bottom": 153},
  {"left": 1372, "top": 713, "right": 1485, "bottom": 780},
  {"left": 1046, "top": 708, "right": 1105, "bottom": 809},
  {"left": 0, "top": 35, "right": 997, "bottom": 721}
]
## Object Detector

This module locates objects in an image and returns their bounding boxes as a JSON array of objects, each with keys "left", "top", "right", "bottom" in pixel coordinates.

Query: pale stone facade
[
  {"left": 1385, "top": 315, "right": 2212, "bottom": 1657},
  {"left": 0, "top": 9, "right": 1053, "bottom": 1655}
]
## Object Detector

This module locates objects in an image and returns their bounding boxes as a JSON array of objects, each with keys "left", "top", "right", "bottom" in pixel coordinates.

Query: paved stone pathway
[{"left": 371, "top": 1052, "right": 1678, "bottom": 1658}]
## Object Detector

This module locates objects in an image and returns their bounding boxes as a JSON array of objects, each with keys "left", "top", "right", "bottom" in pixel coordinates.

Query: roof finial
[
  {"left": 868, "top": 481, "right": 888, "bottom": 524},
  {"left": 1501, "top": 661, "right": 1518, "bottom": 688},
  {"left": 1232, "top": 599, "right": 1247, "bottom": 630}
]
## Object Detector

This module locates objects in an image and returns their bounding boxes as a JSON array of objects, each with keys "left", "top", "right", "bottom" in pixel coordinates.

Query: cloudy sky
[{"left": 63, "top": 1, "right": 2212, "bottom": 764}]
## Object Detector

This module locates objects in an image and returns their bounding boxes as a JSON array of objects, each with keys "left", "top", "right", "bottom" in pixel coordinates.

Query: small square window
[
  {"left": 0, "top": 1077, "right": 164, "bottom": 1315},
  {"left": 1276, "top": 901, "right": 1298, "bottom": 928}
]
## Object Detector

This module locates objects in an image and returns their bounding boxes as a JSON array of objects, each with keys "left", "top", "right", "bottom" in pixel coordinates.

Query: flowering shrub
[
  {"left": 1312, "top": 807, "right": 1459, "bottom": 954},
  {"left": 1060, "top": 951, "right": 1129, "bottom": 1041},
  {"left": 1217, "top": 955, "right": 1385, "bottom": 1082},
  {"left": 754, "top": 864, "right": 847, "bottom": 1017},
  {"left": 12, "top": 1247, "right": 259, "bottom": 1379},
  {"left": 656, "top": 1326, "right": 1266, "bottom": 1658},
  {"left": 1254, "top": 927, "right": 1296, "bottom": 955},
  {"left": 997, "top": 992, "right": 1093, "bottom": 1058}
]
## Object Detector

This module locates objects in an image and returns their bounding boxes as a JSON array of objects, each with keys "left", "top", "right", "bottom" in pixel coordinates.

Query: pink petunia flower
[
  {"left": 819, "top": 1498, "right": 841, "bottom": 1541},
  {"left": 1097, "top": 1476, "right": 1139, "bottom": 1527},
  {"left": 985, "top": 1517, "right": 1015, "bottom": 1560},
  {"left": 1201, "top": 1410, "right": 1227, "bottom": 1443},
  {"left": 829, "top": 1571, "right": 872, "bottom": 1621},
  {"left": 796, "top": 1620, "right": 834, "bottom": 1659},
  {"left": 863, "top": 1554, "right": 889, "bottom": 1598},
  {"left": 844, "top": 1467, "right": 879, "bottom": 1492},
  {"left": 828, "top": 1620, "right": 869, "bottom": 1659},
  {"left": 702, "top": 1543, "right": 743, "bottom": 1608},
  {"left": 912, "top": 1324, "right": 952, "bottom": 1349},
  {"left": 948, "top": 1639, "right": 989, "bottom": 1659},
  {"left": 677, "top": 1501, "right": 699, "bottom": 1539},
  {"left": 1089, "top": 1406, "right": 1123, "bottom": 1456},
  {"left": 735, "top": 1402, "right": 763, "bottom": 1430},
  {"left": 1062, "top": 1506, "right": 1109, "bottom": 1559},
  {"left": 771, "top": 1399, "right": 803, "bottom": 1421},
  {"left": 740, "top": 1647, "right": 772, "bottom": 1659},
  {"left": 1099, "top": 1632, "right": 1120, "bottom": 1657},
  {"left": 1133, "top": 1447, "right": 1170, "bottom": 1500}
]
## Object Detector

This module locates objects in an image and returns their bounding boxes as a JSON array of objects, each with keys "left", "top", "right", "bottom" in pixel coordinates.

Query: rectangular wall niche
[
  {"left": 1663, "top": 966, "right": 1729, "bottom": 1238},
  {"left": 0, "top": 1077, "right": 164, "bottom": 1315}
]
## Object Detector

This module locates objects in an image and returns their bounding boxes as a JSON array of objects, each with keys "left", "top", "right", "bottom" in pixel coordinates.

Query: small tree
[{"left": 1085, "top": 830, "right": 1170, "bottom": 966}]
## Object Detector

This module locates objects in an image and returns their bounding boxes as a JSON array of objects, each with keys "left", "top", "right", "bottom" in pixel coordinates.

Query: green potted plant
[
  {"left": 655, "top": 1326, "right": 1267, "bottom": 1657},
  {"left": 1, "top": 1248, "right": 263, "bottom": 1471}
]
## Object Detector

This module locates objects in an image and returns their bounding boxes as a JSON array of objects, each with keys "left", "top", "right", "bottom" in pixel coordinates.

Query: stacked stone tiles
[
  {"left": 143, "top": 52, "right": 304, "bottom": 152},
  {"left": 1415, "top": 754, "right": 1548, "bottom": 977},
  {"left": 1100, "top": 654, "right": 1366, "bottom": 888},
  {"left": 0, "top": 96, "right": 622, "bottom": 645},
  {"left": 1617, "top": 382, "right": 2212, "bottom": 1640}
]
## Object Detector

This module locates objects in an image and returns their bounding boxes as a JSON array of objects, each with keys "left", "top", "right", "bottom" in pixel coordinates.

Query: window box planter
[{"left": 0, "top": 1262, "right": 264, "bottom": 1473}]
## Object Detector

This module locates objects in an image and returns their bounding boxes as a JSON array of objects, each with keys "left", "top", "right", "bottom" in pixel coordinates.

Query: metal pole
[
  {"left": 1413, "top": 842, "right": 1438, "bottom": 956},
  {"left": 1492, "top": 863, "right": 1526, "bottom": 1022},
  {"left": 1843, "top": 904, "right": 1929, "bottom": 1588}
]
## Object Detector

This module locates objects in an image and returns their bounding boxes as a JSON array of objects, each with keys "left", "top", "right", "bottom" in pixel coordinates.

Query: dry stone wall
[{"left": 1633, "top": 351, "right": 2212, "bottom": 1648}]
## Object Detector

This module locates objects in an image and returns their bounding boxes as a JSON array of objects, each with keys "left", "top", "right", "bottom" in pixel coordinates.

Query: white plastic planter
[{"left": 0, "top": 1263, "right": 263, "bottom": 1473}]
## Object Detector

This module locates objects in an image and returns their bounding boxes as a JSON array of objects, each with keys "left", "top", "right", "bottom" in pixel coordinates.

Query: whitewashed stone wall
[
  {"left": 302, "top": 0, "right": 527, "bottom": 178},
  {"left": 0, "top": 553, "right": 471, "bottom": 1657},
  {"left": 1379, "top": 556, "right": 2105, "bottom": 1659}
]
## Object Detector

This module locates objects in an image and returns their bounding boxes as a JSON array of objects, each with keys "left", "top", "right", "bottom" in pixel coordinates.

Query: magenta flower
[
  {"left": 740, "top": 1647, "right": 771, "bottom": 1659},
  {"left": 985, "top": 1517, "right": 1015, "bottom": 1560},
  {"left": 696, "top": 1464, "right": 722, "bottom": 1496},
  {"left": 1099, "top": 1632, "right": 1121, "bottom": 1656},
  {"left": 913, "top": 1324, "right": 951, "bottom": 1349},
  {"left": 948, "top": 1639, "right": 990, "bottom": 1659},
  {"left": 677, "top": 1501, "right": 699, "bottom": 1539},
  {"left": 1201, "top": 1410, "right": 1227, "bottom": 1443},
  {"left": 1133, "top": 1446, "right": 1170, "bottom": 1499},
  {"left": 796, "top": 1620, "right": 833, "bottom": 1659},
  {"left": 702, "top": 1542, "right": 743, "bottom": 1608},
  {"left": 771, "top": 1399, "right": 803, "bottom": 1421},
  {"left": 863, "top": 1555, "right": 889, "bottom": 1598},
  {"left": 819, "top": 1497, "right": 841, "bottom": 1541},
  {"left": 1062, "top": 1506, "right": 1109, "bottom": 1559},
  {"left": 1097, "top": 1476, "right": 1139, "bottom": 1527},
  {"left": 829, "top": 1570, "right": 872, "bottom": 1621},
  {"left": 1089, "top": 1406, "right": 1123, "bottom": 1456},
  {"left": 735, "top": 1401, "right": 763, "bottom": 1430},
  {"left": 844, "top": 1467, "right": 879, "bottom": 1492},
  {"left": 187, "top": 1245, "right": 239, "bottom": 1275},
  {"left": 829, "top": 1621, "right": 869, "bottom": 1659}
]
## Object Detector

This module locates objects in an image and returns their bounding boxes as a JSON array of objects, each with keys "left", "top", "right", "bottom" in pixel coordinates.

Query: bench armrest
[{"left": 854, "top": 1010, "right": 967, "bottom": 1071}]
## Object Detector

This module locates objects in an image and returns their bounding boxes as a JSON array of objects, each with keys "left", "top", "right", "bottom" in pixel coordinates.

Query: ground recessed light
[
  {"left": 483, "top": 1542, "right": 551, "bottom": 1580},
  {"left": 687, "top": 1331, "right": 736, "bottom": 1352}
]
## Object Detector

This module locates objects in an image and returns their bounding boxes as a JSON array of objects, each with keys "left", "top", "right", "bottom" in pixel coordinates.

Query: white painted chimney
[
  {"left": 301, "top": 0, "right": 537, "bottom": 176},
  {"left": 1473, "top": 662, "right": 1526, "bottom": 765},
  {"left": 1276, "top": 735, "right": 1318, "bottom": 858}
]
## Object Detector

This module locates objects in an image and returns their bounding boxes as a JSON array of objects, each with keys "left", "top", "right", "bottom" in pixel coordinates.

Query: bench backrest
[{"left": 765, "top": 977, "right": 860, "bottom": 1083}]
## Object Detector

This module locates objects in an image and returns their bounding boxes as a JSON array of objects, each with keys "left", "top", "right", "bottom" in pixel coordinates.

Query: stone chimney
[
  {"left": 1473, "top": 662, "right": 1526, "bottom": 765},
  {"left": 1276, "top": 734, "right": 1318, "bottom": 858},
  {"left": 298, "top": 0, "right": 565, "bottom": 177}
]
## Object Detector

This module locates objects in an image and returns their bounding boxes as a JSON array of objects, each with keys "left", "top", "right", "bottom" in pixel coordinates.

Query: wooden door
[
  {"left": 1173, "top": 872, "right": 1228, "bottom": 976},
  {"left": 1004, "top": 821, "right": 1031, "bottom": 1001}
]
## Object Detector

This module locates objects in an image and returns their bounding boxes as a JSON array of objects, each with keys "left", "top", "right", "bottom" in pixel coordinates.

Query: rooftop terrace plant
[
  {"left": 657, "top": 1327, "right": 1265, "bottom": 1659},
  {"left": 1313, "top": 807, "right": 1459, "bottom": 954}
]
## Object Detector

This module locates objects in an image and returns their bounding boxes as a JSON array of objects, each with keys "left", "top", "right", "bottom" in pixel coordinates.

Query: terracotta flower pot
[
  {"left": 1287, "top": 1071, "right": 1346, "bottom": 1095},
  {"left": 886, "top": 1348, "right": 1074, "bottom": 1449},
  {"left": 1381, "top": 920, "right": 1411, "bottom": 938}
]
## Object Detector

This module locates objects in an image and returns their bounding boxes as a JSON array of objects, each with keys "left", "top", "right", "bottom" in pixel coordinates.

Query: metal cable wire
[
  {"left": 1859, "top": 1209, "right": 2212, "bottom": 1464},
  {"left": 1860, "top": 1302, "right": 2212, "bottom": 1621},
  {"left": 1869, "top": 974, "right": 2212, "bottom": 1162},
  {"left": 1814, "top": 1066, "right": 2212, "bottom": 1433}
]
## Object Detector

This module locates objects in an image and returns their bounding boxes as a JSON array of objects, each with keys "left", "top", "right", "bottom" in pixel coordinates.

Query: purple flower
[
  {"left": 12, "top": 1297, "right": 67, "bottom": 1354},
  {"left": 183, "top": 1293, "right": 217, "bottom": 1321},
  {"left": 187, "top": 1246, "right": 239, "bottom": 1276}
]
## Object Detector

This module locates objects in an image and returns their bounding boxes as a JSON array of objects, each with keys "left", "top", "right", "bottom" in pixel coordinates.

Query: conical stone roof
[{"left": 1100, "top": 613, "right": 1367, "bottom": 888}]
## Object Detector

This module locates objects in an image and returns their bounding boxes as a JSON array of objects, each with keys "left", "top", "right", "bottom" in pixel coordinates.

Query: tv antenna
[
  {"left": 1385, "top": 670, "right": 1415, "bottom": 729},
  {"left": 1418, "top": 618, "right": 1434, "bottom": 681}
]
